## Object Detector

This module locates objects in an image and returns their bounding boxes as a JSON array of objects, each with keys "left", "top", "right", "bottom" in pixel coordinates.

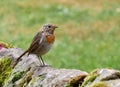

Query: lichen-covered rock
[
  {"left": 2, "top": 47, "right": 43, "bottom": 87},
  {"left": 82, "top": 69, "right": 120, "bottom": 87},
  {"left": 0, "top": 41, "right": 120, "bottom": 87},
  {"left": 0, "top": 41, "right": 14, "bottom": 49},
  {"left": 0, "top": 57, "right": 12, "bottom": 87},
  {"left": 0, "top": 46, "right": 88, "bottom": 87},
  {"left": 28, "top": 67, "right": 88, "bottom": 87}
]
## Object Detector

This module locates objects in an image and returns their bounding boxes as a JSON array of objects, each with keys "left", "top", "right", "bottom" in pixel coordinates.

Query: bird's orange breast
[{"left": 46, "top": 34, "right": 55, "bottom": 44}]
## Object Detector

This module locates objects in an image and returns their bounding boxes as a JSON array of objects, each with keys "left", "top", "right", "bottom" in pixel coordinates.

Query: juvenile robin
[{"left": 12, "top": 23, "right": 58, "bottom": 68}]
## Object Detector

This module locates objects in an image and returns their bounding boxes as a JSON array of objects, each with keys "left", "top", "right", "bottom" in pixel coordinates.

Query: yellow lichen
[
  {"left": 81, "top": 69, "right": 99, "bottom": 87},
  {"left": 0, "top": 57, "right": 12, "bottom": 87},
  {"left": 89, "top": 82, "right": 109, "bottom": 87},
  {"left": 0, "top": 41, "right": 14, "bottom": 48}
]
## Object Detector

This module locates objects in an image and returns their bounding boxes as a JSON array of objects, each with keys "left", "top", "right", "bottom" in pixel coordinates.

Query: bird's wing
[{"left": 27, "top": 31, "right": 44, "bottom": 54}]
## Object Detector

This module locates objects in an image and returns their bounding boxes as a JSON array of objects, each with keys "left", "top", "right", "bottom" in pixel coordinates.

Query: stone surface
[
  {"left": 28, "top": 67, "right": 88, "bottom": 87},
  {"left": 82, "top": 69, "right": 120, "bottom": 87},
  {"left": 0, "top": 48, "right": 88, "bottom": 87},
  {"left": 0, "top": 47, "right": 120, "bottom": 87}
]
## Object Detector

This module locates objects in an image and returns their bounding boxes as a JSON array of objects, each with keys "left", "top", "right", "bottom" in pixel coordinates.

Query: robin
[{"left": 12, "top": 23, "right": 58, "bottom": 68}]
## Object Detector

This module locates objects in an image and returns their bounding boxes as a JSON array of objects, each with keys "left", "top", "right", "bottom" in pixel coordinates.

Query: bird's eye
[{"left": 48, "top": 25, "right": 51, "bottom": 28}]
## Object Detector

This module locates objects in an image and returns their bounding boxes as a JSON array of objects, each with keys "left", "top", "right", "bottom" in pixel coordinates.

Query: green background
[{"left": 0, "top": 0, "right": 120, "bottom": 72}]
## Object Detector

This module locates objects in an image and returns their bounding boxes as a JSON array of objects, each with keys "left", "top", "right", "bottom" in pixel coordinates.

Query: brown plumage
[{"left": 12, "top": 23, "right": 58, "bottom": 68}]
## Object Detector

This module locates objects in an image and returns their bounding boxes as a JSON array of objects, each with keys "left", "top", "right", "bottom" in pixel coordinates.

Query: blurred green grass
[{"left": 0, "top": 0, "right": 120, "bottom": 72}]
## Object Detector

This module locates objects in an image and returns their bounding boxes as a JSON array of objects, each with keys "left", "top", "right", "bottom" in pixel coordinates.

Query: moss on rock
[
  {"left": 28, "top": 76, "right": 41, "bottom": 86},
  {"left": 89, "top": 82, "right": 109, "bottom": 87},
  {"left": 81, "top": 69, "right": 99, "bottom": 87},
  {"left": 0, "top": 41, "right": 14, "bottom": 49},
  {"left": 11, "top": 71, "right": 25, "bottom": 83},
  {"left": 65, "top": 74, "right": 87, "bottom": 87},
  {"left": 0, "top": 57, "right": 12, "bottom": 87}
]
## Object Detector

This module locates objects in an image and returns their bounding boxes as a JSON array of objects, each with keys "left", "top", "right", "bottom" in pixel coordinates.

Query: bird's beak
[{"left": 53, "top": 25, "right": 58, "bottom": 29}]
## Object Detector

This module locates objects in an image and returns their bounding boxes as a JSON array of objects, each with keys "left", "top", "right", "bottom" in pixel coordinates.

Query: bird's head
[{"left": 42, "top": 23, "right": 58, "bottom": 34}]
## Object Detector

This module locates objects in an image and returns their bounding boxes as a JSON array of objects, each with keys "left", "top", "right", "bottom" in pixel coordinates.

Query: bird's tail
[
  {"left": 12, "top": 50, "right": 28, "bottom": 68},
  {"left": 17, "top": 50, "right": 28, "bottom": 61}
]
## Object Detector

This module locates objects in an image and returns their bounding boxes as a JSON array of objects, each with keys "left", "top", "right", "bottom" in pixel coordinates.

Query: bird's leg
[
  {"left": 36, "top": 55, "right": 50, "bottom": 67},
  {"left": 40, "top": 55, "right": 45, "bottom": 66}
]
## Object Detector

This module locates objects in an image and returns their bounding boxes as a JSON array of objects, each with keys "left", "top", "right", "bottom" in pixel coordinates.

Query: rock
[
  {"left": 0, "top": 47, "right": 88, "bottom": 87},
  {"left": 0, "top": 42, "right": 120, "bottom": 87},
  {"left": 28, "top": 68, "right": 87, "bottom": 87},
  {"left": 82, "top": 69, "right": 120, "bottom": 87}
]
